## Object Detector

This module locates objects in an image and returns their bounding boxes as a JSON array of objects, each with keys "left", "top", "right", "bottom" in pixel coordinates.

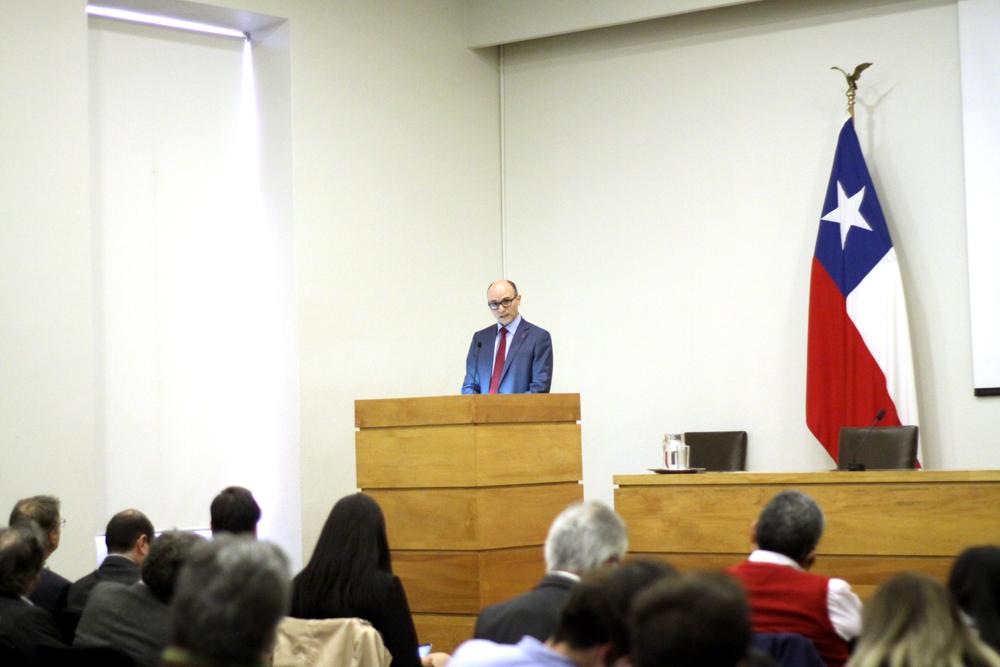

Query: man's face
[{"left": 487, "top": 282, "right": 521, "bottom": 326}]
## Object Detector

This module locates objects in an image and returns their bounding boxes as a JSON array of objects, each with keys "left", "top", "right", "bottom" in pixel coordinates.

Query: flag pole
[{"left": 831, "top": 62, "right": 872, "bottom": 117}]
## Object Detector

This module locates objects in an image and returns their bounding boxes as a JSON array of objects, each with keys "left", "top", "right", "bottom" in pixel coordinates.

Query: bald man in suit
[{"left": 462, "top": 280, "right": 552, "bottom": 395}]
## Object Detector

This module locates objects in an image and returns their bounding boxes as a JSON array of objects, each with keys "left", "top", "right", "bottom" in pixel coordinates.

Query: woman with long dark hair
[
  {"left": 949, "top": 546, "right": 1000, "bottom": 655},
  {"left": 291, "top": 493, "right": 423, "bottom": 667}
]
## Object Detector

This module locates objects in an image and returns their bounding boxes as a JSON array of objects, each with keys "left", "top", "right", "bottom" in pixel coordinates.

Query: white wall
[
  {"left": 0, "top": 0, "right": 100, "bottom": 578},
  {"left": 267, "top": 0, "right": 501, "bottom": 557},
  {"left": 500, "top": 0, "right": 999, "bottom": 504},
  {"left": 89, "top": 16, "right": 301, "bottom": 563},
  {"left": 1, "top": 0, "right": 500, "bottom": 576},
  {"left": 465, "top": 0, "right": 761, "bottom": 47},
  {"left": 959, "top": 0, "right": 1000, "bottom": 393}
]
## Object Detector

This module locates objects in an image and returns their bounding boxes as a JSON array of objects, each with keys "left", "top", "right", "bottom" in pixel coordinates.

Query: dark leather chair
[
  {"left": 684, "top": 431, "right": 747, "bottom": 471},
  {"left": 751, "top": 632, "right": 825, "bottom": 667},
  {"left": 837, "top": 425, "right": 918, "bottom": 470}
]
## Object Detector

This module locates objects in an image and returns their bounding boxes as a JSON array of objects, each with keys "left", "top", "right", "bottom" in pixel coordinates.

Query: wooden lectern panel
[
  {"left": 392, "top": 551, "right": 481, "bottom": 614},
  {"left": 356, "top": 394, "right": 584, "bottom": 653},
  {"left": 357, "top": 423, "right": 582, "bottom": 488},
  {"left": 369, "top": 483, "right": 582, "bottom": 551},
  {"left": 355, "top": 393, "right": 581, "bottom": 428},
  {"left": 393, "top": 546, "right": 546, "bottom": 614},
  {"left": 413, "top": 614, "right": 477, "bottom": 653}
]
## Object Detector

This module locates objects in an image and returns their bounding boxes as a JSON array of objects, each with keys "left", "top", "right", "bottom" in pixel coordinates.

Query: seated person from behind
[
  {"left": 0, "top": 523, "right": 67, "bottom": 666},
  {"left": 630, "top": 571, "right": 760, "bottom": 667},
  {"left": 8, "top": 495, "right": 71, "bottom": 614},
  {"left": 727, "top": 490, "right": 861, "bottom": 667},
  {"left": 847, "top": 572, "right": 1000, "bottom": 667},
  {"left": 210, "top": 485, "right": 261, "bottom": 537},
  {"left": 161, "top": 536, "right": 291, "bottom": 667},
  {"left": 291, "top": 493, "right": 448, "bottom": 667},
  {"left": 74, "top": 531, "right": 204, "bottom": 667},
  {"left": 475, "top": 500, "right": 628, "bottom": 645},
  {"left": 948, "top": 545, "right": 1000, "bottom": 656},
  {"left": 451, "top": 559, "right": 674, "bottom": 667},
  {"left": 66, "top": 508, "right": 154, "bottom": 614}
]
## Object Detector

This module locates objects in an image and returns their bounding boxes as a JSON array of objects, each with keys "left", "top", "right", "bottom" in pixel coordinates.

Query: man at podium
[{"left": 462, "top": 279, "right": 553, "bottom": 394}]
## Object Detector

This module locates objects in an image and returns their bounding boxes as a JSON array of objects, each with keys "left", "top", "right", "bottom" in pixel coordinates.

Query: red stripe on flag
[{"left": 806, "top": 257, "right": 901, "bottom": 462}]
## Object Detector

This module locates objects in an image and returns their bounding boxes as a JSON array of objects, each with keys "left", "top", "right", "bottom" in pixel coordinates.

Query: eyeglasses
[{"left": 487, "top": 296, "right": 518, "bottom": 310}]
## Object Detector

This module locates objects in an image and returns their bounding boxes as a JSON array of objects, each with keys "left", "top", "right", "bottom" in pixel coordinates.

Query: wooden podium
[
  {"left": 614, "top": 470, "right": 1000, "bottom": 599},
  {"left": 355, "top": 394, "right": 583, "bottom": 652}
]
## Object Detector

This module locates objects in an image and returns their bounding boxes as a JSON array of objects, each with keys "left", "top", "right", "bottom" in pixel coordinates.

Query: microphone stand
[{"left": 847, "top": 409, "right": 886, "bottom": 471}]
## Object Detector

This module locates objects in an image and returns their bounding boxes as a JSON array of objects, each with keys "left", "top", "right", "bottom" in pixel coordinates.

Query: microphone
[
  {"left": 474, "top": 341, "right": 483, "bottom": 394},
  {"left": 847, "top": 409, "right": 886, "bottom": 471}
]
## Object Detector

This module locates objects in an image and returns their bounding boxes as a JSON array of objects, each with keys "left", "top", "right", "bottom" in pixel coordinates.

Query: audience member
[
  {"left": 210, "top": 486, "right": 261, "bottom": 537},
  {"left": 75, "top": 531, "right": 204, "bottom": 667},
  {"left": 162, "top": 535, "right": 290, "bottom": 666},
  {"left": 291, "top": 493, "right": 446, "bottom": 667},
  {"left": 727, "top": 490, "right": 861, "bottom": 667},
  {"left": 630, "top": 571, "right": 753, "bottom": 667},
  {"left": 949, "top": 545, "right": 1000, "bottom": 655},
  {"left": 847, "top": 572, "right": 1000, "bottom": 667},
  {"left": 8, "top": 495, "right": 71, "bottom": 614},
  {"left": 66, "top": 508, "right": 155, "bottom": 613},
  {"left": 450, "top": 559, "right": 672, "bottom": 667},
  {"left": 0, "top": 523, "right": 67, "bottom": 665},
  {"left": 475, "top": 500, "right": 628, "bottom": 644}
]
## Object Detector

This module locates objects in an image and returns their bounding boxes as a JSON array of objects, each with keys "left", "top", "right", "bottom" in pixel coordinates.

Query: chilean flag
[{"left": 806, "top": 118, "right": 919, "bottom": 463}]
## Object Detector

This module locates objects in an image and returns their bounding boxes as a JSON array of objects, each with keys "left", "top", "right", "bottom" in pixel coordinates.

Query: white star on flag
[{"left": 820, "top": 181, "right": 872, "bottom": 249}]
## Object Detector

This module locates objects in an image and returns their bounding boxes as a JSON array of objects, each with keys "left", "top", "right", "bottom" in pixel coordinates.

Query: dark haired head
[
  {"left": 105, "top": 509, "right": 154, "bottom": 554},
  {"left": 553, "top": 559, "right": 676, "bottom": 661},
  {"left": 9, "top": 495, "right": 61, "bottom": 553},
  {"left": 291, "top": 493, "right": 391, "bottom": 618},
  {"left": 602, "top": 559, "right": 677, "bottom": 657},
  {"left": 949, "top": 545, "right": 1000, "bottom": 653},
  {"left": 755, "top": 490, "right": 824, "bottom": 564},
  {"left": 142, "top": 531, "right": 205, "bottom": 603},
  {"left": 210, "top": 486, "right": 261, "bottom": 536},
  {"left": 0, "top": 523, "right": 46, "bottom": 597},
  {"left": 630, "top": 571, "right": 751, "bottom": 667}
]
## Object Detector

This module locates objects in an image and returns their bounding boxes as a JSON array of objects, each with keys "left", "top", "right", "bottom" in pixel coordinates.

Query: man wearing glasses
[{"left": 462, "top": 280, "right": 553, "bottom": 394}]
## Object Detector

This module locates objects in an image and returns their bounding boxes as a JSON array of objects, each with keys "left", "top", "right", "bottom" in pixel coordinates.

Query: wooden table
[{"left": 614, "top": 470, "right": 1000, "bottom": 598}]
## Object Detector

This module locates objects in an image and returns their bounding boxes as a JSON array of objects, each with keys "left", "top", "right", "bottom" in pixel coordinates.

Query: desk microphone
[{"left": 847, "top": 409, "right": 886, "bottom": 471}]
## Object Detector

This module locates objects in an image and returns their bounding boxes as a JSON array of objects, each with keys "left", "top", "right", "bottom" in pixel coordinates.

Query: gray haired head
[
  {"left": 170, "top": 535, "right": 291, "bottom": 663},
  {"left": 544, "top": 500, "right": 628, "bottom": 574},
  {"left": 0, "top": 523, "right": 46, "bottom": 597},
  {"left": 755, "top": 490, "right": 825, "bottom": 564}
]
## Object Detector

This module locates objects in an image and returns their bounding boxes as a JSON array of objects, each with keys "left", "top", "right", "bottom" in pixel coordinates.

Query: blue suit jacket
[{"left": 462, "top": 318, "right": 553, "bottom": 394}]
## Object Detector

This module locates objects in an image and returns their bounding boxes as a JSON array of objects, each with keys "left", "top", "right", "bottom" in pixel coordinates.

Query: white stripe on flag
[{"left": 845, "top": 248, "right": 920, "bottom": 435}]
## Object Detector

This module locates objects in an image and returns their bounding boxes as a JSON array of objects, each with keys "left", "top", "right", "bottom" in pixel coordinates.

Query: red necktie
[{"left": 488, "top": 327, "right": 508, "bottom": 394}]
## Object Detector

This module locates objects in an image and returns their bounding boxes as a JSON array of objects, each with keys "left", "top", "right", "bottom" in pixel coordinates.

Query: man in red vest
[{"left": 728, "top": 490, "right": 861, "bottom": 667}]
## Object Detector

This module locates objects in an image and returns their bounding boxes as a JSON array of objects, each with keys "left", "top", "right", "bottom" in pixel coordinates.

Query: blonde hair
[{"left": 848, "top": 572, "right": 1000, "bottom": 667}]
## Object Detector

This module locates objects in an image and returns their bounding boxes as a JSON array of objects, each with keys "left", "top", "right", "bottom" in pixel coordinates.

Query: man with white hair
[{"left": 474, "top": 500, "right": 628, "bottom": 644}]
